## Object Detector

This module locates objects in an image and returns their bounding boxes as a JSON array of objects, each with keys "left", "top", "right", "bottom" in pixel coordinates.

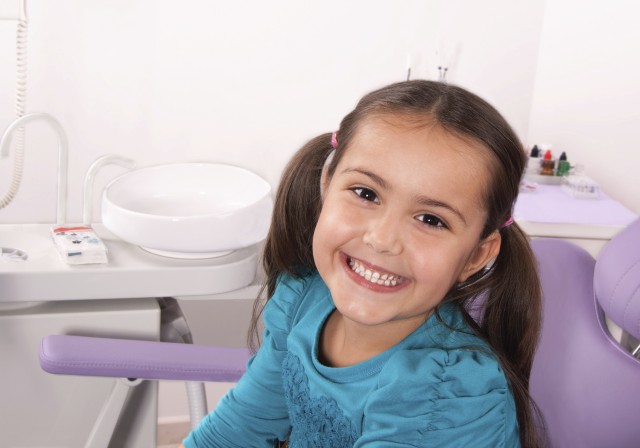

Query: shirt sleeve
[
  {"left": 184, "top": 274, "right": 305, "bottom": 448},
  {"left": 355, "top": 348, "right": 520, "bottom": 448}
]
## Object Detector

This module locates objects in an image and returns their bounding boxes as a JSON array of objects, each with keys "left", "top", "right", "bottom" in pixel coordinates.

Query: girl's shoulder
[
  {"left": 366, "top": 345, "right": 518, "bottom": 446},
  {"left": 382, "top": 305, "right": 509, "bottom": 394},
  {"left": 380, "top": 344, "right": 508, "bottom": 394}
]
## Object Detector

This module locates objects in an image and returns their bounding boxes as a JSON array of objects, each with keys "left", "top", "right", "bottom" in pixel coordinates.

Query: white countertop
[{"left": 0, "top": 223, "right": 260, "bottom": 303}]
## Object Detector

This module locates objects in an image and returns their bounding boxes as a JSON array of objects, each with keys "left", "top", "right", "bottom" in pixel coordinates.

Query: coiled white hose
[
  {"left": 158, "top": 298, "right": 209, "bottom": 429},
  {"left": 0, "top": 18, "right": 28, "bottom": 209},
  {"left": 185, "top": 381, "right": 208, "bottom": 429}
]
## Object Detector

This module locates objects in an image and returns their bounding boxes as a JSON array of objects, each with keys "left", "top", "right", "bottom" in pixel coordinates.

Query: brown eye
[
  {"left": 417, "top": 214, "right": 447, "bottom": 229},
  {"left": 352, "top": 187, "right": 379, "bottom": 203}
]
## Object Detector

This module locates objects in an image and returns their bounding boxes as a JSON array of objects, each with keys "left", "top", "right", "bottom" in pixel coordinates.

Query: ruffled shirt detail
[{"left": 283, "top": 352, "right": 358, "bottom": 447}]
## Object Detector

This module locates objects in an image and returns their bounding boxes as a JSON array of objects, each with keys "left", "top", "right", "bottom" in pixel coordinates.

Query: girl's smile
[
  {"left": 343, "top": 252, "right": 407, "bottom": 291},
  {"left": 313, "top": 115, "right": 501, "bottom": 362}
]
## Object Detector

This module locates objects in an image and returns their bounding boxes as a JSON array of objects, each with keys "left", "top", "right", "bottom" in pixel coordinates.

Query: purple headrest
[{"left": 594, "top": 218, "right": 640, "bottom": 339}]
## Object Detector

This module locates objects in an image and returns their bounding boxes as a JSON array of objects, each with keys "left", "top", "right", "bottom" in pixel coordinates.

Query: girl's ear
[{"left": 458, "top": 231, "right": 502, "bottom": 282}]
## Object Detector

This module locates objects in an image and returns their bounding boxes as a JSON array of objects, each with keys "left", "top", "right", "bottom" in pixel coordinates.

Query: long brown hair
[{"left": 250, "top": 80, "right": 542, "bottom": 447}]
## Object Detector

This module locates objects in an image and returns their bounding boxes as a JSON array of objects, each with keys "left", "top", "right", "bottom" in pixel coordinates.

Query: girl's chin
[{"left": 334, "top": 305, "right": 391, "bottom": 328}]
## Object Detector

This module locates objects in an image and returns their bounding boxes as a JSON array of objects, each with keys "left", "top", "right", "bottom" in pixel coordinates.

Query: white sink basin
[{"left": 102, "top": 163, "right": 273, "bottom": 258}]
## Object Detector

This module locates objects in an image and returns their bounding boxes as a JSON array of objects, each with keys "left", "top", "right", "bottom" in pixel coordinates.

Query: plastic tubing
[
  {"left": 185, "top": 381, "right": 208, "bottom": 429},
  {"left": 0, "top": 113, "right": 69, "bottom": 224},
  {"left": 158, "top": 297, "right": 209, "bottom": 429},
  {"left": 0, "top": 17, "right": 28, "bottom": 209}
]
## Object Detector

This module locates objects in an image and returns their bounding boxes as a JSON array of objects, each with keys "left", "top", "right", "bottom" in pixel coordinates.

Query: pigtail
[
  {"left": 450, "top": 221, "right": 542, "bottom": 447},
  {"left": 249, "top": 133, "right": 333, "bottom": 350},
  {"left": 481, "top": 223, "right": 542, "bottom": 447},
  {"left": 483, "top": 223, "right": 541, "bottom": 379}
]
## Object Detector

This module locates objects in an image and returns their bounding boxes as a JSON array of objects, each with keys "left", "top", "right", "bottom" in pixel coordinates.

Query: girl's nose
[{"left": 362, "top": 212, "right": 403, "bottom": 255}]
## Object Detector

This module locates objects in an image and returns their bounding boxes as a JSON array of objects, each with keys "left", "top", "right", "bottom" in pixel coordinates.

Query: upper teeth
[{"left": 349, "top": 258, "right": 402, "bottom": 286}]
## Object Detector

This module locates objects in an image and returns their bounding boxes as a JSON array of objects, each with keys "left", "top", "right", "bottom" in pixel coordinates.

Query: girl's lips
[{"left": 340, "top": 253, "right": 408, "bottom": 292}]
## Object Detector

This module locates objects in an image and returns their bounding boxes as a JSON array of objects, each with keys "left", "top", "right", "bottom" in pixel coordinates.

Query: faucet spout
[
  {"left": 83, "top": 155, "right": 136, "bottom": 226},
  {"left": 0, "top": 112, "right": 69, "bottom": 224}
]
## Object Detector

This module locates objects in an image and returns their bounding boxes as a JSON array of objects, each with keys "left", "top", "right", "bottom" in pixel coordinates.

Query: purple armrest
[{"left": 39, "top": 335, "right": 251, "bottom": 383}]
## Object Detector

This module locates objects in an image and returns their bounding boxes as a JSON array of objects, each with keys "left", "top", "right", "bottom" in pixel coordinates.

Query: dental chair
[{"left": 530, "top": 218, "right": 640, "bottom": 447}]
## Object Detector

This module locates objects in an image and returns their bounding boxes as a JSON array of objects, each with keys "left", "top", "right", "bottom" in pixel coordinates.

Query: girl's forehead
[
  {"left": 346, "top": 115, "right": 492, "bottom": 166},
  {"left": 338, "top": 116, "right": 494, "bottom": 214}
]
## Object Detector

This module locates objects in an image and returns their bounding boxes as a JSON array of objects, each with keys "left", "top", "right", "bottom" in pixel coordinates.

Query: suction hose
[
  {"left": 185, "top": 381, "right": 208, "bottom": 429},
  {"left": 158, "top": 297, "right": 209, "bottom": 428},
  {"left": 0, "top": 17, "right": 28, "bottom": 209}
]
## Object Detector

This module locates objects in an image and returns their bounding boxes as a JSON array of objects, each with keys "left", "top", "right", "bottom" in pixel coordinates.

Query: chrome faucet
[{"left": 0, "top": 112, "right": 69, "bottom": 224}]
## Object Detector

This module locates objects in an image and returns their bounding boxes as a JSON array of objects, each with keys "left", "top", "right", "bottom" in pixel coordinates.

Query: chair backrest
[
  {"left": 530, "top": 219, "right": 640, "bottom": 447},
  {"left": 594, "top": 218, "right": 640, "bottom": 341}
]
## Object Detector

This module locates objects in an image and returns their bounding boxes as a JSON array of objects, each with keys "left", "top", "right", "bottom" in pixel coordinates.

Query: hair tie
[
  {"left": 331, "top": 131, "right": 338, "bottom": 149},
  {"left": 501, "top": 216, "right": 514, "bottom": 228}
]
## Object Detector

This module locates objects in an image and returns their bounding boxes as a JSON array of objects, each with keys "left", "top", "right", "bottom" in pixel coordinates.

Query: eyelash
[{"left": 349, "top": 187, "right": 448, "bottom": 230}]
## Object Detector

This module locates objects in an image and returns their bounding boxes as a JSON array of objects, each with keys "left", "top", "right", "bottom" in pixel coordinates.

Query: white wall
[
  {"left": 528, "top": 0, "right": 640, "bottom": 214},
  {"left": 0, "top": 0, "right": 546, "bottom": 225}
]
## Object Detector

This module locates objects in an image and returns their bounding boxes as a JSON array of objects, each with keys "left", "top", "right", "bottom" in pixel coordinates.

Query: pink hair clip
[
  {"left": 501, "top": 216, "right": 514, "bottom": 228},
  {"left": 331, "top": 131, "right": 338, "bottom": 149}
]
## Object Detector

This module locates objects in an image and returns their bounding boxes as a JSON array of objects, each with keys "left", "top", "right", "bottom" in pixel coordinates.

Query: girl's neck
[{"left": 319, "top": 310, "right": 429, "bottom": 368}]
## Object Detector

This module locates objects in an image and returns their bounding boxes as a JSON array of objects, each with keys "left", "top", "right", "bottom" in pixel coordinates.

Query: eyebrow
[
  {"left": 341, "top": 167, "right": 390, "bottom": 190},
  {"left": 414, "top": 196, "right": 467, "bottom": 225},
  {"left": 340, "top": 167, "right": 468, "bottom": 225}
]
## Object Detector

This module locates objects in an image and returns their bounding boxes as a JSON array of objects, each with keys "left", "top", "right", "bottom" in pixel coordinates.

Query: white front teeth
[{"left": 349, "top": 258, "right": 402, "bottom": 286}]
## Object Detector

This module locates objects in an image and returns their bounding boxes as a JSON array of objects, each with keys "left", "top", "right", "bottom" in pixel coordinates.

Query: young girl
[{"left": 183, "top": 80, "right": 542, "bottom": 447}]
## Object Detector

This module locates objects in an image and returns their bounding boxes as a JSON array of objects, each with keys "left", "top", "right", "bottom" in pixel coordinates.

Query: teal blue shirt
[{"left": 184, "top": 272, "right": 520, "bottom": 447}]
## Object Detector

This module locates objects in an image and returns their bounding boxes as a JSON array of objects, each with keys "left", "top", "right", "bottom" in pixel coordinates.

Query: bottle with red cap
[{"left": 540, "top": 149, "right": 555, "bottom": 175}]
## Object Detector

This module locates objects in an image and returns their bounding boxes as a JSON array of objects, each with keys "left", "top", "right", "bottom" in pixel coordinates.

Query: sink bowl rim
[
  {"left": 101, "top": 162, "right": 274, "bottom": 255},
  {"left": 103, "top": 162, "right": 272, "bottom": 220}
]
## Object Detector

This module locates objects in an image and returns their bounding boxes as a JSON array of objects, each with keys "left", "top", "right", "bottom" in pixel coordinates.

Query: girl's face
[{"left": 312, "top": 116, "right": 501, "bottom": 337}]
